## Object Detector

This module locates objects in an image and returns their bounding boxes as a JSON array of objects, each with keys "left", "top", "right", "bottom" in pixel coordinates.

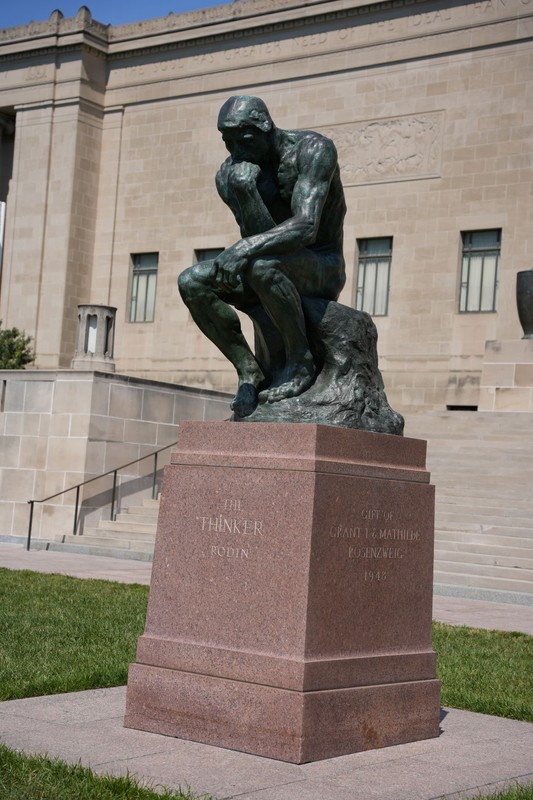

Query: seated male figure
[{"left": 178, "top": 95, "right": 346, "bottom": 417}]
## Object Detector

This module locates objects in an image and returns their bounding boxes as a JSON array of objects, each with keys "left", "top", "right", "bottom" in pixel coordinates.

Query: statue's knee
[{"left": 178, "top": 264, "right": 210, "bottom": 301}]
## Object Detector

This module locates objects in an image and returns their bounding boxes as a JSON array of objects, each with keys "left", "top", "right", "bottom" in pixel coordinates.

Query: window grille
[
  {"left": 194, "top": 248, "right": 224, "bottom": 263},
  {"left": 459, "top": 230, "right": 500, "bottom": 313},
  {"left": 129, "top": 253, "right": 158, "bottom": 323},
  {"left": 356, "top": 237, "right": 392, "bottom": 316}
]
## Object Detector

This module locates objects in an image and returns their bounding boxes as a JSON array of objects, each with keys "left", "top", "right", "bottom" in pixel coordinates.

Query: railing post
[
  {"left": 26, "top": 501, "right": 34, "bottom": 551},
  {"left": 110, "top": 470, "right": 118, "bottom": 521},
  {"left": 26, "top": 441, "right": 177, "bottom": 544},
  {"left": 152, "top": 452, "right": 158, "bottom": 499},
  {"left": 73, "top": 485, "right": 80, "bottom": 536}
]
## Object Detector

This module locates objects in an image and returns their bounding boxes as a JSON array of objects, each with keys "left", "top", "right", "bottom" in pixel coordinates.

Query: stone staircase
[
  {"left": 53, "top": 498, "right": 160, "bottom": 562},
  {"left": 42, "top": 411, "right": 533, "bottom": 600},
  {"left": 405, "top": 411, "right": 533, "bottom": 601}
]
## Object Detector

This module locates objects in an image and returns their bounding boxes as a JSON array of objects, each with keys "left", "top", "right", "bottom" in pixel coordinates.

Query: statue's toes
[{"left": 266, "top": 381, "right": 300, "bottom": 404}]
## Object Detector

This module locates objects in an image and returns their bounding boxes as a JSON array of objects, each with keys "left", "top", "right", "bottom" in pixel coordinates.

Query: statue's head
[
  {"left": 218, "top": 96, "right": 273, "bottom": 133},
  {"left": 217, "top": 95, "right": 275, "bottom": 164}
]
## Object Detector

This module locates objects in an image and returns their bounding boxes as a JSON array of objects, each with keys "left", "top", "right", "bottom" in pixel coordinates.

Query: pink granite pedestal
[{"left": 124, "top": 422, "right": 440, "bottom": 763}]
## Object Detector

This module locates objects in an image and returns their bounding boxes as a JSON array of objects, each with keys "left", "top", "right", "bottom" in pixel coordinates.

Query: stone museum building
[
  {"left": 0, "top": 0, "right": 531, "bottom": 413},
  {"left": 1, "top": 0, "right": 532, "bottom": 609}
]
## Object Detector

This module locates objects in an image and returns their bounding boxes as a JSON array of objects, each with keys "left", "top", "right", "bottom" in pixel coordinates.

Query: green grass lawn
[
  {"left": 0, "top": 744, "right": 212, "bottom": 800},
  {"left": 480, "top": 787, "right": 533, "bottom": 800},
  {"left": 0, "top": 568, "right": 148, "bottom": 700},
  {"left": 433, "top": 621, "right": 533, "bottom": 722},
  {"left": 1, "top": 567, "right": 532, "bottom": 800}
]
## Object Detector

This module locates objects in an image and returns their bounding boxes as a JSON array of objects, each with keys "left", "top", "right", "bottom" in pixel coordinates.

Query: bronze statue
[
  {"left": 179, "top": 96, "right": 403, "bottom": 435},
  {"left": 178, "top": 95, "right": 346, "bottom": 418}
]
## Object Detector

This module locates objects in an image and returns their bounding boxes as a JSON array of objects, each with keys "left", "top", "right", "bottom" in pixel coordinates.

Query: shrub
[{"left": 0, "top": 321, "right": 34, "bottom": 369}]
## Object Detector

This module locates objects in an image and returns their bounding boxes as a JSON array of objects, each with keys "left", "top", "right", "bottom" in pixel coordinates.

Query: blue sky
[{"left": 0, "top": 0, "right": 230, "bottom": 29}]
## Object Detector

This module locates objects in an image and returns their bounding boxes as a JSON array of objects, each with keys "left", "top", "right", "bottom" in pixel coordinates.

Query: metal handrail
[{"left": 26, "top": 440, "right": 178, "bottom": 551}]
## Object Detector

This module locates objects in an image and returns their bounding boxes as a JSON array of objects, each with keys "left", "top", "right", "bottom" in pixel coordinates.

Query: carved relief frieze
[{"left": 319, "top": 112, "right": 443, "bottom": 185}]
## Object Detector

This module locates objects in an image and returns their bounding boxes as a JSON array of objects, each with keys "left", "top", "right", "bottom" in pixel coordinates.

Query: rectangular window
[
  {"left": 195, "top": 248, "right": 223, "bottom": 263},
  {"left": 129, "top": 253, "right": 158, "bottom": 323},
  {"left": 459, "top": 230, "right": 500, "bottom": 313},
  {"left": 356, "top": 237, "right": 392, "bottom": 316}
]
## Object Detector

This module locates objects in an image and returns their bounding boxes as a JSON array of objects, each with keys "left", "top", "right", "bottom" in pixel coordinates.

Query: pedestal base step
[{"left": 125, "top": 663, "right": 441, "bottom": 764}]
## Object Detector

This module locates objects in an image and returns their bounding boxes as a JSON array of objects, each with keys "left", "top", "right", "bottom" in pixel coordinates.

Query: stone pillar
[{"left": 72, "top": 304, "right": 117, "bottom": 372}]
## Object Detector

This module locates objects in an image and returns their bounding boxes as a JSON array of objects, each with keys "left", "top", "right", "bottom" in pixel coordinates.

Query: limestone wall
[
  {"left": 0, "top": 370, "right": 229, "bottom": 542},
  {"left": 479, "top": 340, "right": 533, "bottom": 411}
]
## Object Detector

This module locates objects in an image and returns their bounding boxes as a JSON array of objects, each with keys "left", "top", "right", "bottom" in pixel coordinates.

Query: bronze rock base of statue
[{"left": 232, "top": 298, "right": 404, "bottom": 436}]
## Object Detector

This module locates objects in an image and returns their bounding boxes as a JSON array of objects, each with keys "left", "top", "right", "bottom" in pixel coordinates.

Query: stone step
[
  {"left": 96, "top": 519, "right": 157, "bottom": 534},
  {"left": 435, "top": 559, "right": 533, "bottom": 582},
  {"left": 426, "top": 456, "right": 530, "bottom": 468},
  {"left": 435, "top": 483, "right": 533, "bottom": 495},
  {"left": 434, "top": 570, "right": 533, "bottom": 594},
  {"left": 436, "top": 516, "right": 533, "bottom": 533},
  {"left": 141, "top": 498, "right": 161, "bottom": 508},
  {"left": 431, "top": 475, "right": 532, "bottom": 487},
  {"left": 434, "top": 548, "right": 533, "bottom": 570},
  {"left": 426, "top": 444, "right": 531, "bottom": 454},
  {"left": 434, "top": 540, "right": 533, "bottom": 559},
  {"left": 437, "top": 510, "right": 533, "bottom": 527},
  {"left": 63, "top": 533, "right": 155, "bottom": 552},
  {"left": 432, "top": 476, "right": 531, "bottom": 486},
  {"left": 43, "top": 539, "right": 154, "bottom": 561},
  {"left": 436, "top": 521, "right": 533, "bottom": 538},
  {"left": 405, "top": 410, "right": 533, "bottom": 428},
  {"left": 436, "top": 523, "right": 533, "bottom": 539},
  {"left": 436, "top": 497, "right": 533, "bottom": 512},
  {"left": 435, "top": 530, "right": 533, "bottom": 549},
  {"left": 436, "top": 498, "right": 533, "bottom": 513},
  {"left": 118, "top": 505, "right": 159, "bottom": 517},
  {"left": 115, "top": 512, "right": 159, "bottom": 526},
  {"left": 81, "top": 526, "right": 156, "bottom": 543},
  {"left": 434, "top": 475, "right": 531, "bottom": 486}
]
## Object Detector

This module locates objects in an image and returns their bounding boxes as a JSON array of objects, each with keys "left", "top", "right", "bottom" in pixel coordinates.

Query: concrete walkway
[{"left": 1, "top": 542, "right": 533, "bottom": 799}]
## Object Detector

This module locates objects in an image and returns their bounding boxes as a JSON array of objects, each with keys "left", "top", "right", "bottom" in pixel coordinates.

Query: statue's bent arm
[
  {"left": 214, "top": 136, "right": 337, "bottom": 275},
  {"left": 237, "top": 137, "right": 337, "bottom": 261}
]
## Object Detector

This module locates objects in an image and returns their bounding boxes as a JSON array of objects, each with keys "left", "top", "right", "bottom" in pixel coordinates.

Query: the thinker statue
[
  {"left": 179, "top": 95, "right": 346, "bottom": 417},
  {"left": 179, "top": 96, "right": 404, "bottom": 435}
]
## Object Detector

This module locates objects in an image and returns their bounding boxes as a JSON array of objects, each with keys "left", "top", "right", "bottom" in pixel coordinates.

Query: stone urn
[{"left": 517, "top": 269, "right": 533, "bottom": 339}]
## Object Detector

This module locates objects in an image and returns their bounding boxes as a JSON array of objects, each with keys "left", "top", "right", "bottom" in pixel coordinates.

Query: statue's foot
[
  {"left": 260, "top": 356, "right": 315, "bottom": 404},
  {"left": 231, "top": 382, "right": 260, "bottom": 417}
]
